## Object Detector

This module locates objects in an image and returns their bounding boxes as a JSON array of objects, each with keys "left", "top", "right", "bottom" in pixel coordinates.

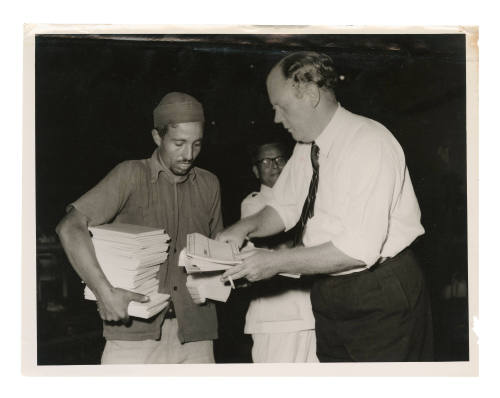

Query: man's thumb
[{"left": 129, "top": 292, "right": 149, "bottom": 303}]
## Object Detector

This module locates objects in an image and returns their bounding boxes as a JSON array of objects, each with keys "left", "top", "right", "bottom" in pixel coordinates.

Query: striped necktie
[{"left": 293, "top": 142, "right": 320, "bottom": 246}]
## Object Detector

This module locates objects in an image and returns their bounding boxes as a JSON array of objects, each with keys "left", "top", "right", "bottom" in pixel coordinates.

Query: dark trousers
[{"left": 311, "top": 248, "right": 434, "bottom": 362}]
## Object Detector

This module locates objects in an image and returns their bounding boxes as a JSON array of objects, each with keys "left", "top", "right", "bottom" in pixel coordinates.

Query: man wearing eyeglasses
[
  {"left": 241, "top": 143, "right": 288, "bottom": 217},
  {"left": 241, "top": 142, "right": 317, "bottom": 363}
]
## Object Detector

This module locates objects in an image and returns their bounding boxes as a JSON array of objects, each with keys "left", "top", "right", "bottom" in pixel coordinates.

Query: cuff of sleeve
[
  {"left": 267, "top": 201, "right": 296, "bottom": 232},
  {"left": 69, "top": 202, "right": 98, "bottom": 226},
  {"left": 332, "top": 233, "right": 381, "bottom": 268}
]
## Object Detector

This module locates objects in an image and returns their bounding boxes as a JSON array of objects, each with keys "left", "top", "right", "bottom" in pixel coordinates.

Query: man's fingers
[
  {"left": 222, "top": 266, "right": 248, "bottom": 282},
  {"left": 236, "top": 250, "right": 257, "bottom": 260},
  {"left": 222, "top": 264, "right": 244, "bottom": 279},
  {"left": 128, "top": 292, "right": 149, "bottom": 303},
  {"left": 228, "top": 270, "right": 249, "bottom": 281},
  {"left": 215, "top": 232, "right": 230, "bottom": 242}
]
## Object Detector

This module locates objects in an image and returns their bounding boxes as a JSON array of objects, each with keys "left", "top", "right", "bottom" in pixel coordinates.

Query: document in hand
[
  {"left": 180, "top": 232, "right": 241, "bottom": 273},
  {"left": 178, "top": 233, "right": 300, "bottom": 278},
  {"left": 84, "top": 222, "right": 171, "bottom": 319}
]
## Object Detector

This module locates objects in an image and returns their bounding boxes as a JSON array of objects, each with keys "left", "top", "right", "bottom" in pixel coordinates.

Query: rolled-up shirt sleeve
[
  {"left": 329, "top": 132, "right": 401, "bottom": 267},
  {"left": 267, "top": 146, "right": 306, "bottom": 232},
  {"left": 241, "top": 197, "right": 263, "bottom": 219},
  {"left": 68, "top": 161, "right": 135, "bottom": 226}
]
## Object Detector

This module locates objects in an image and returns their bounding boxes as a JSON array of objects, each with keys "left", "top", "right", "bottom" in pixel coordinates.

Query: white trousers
[
  {"left": 251, "top": 330, "right": 319, "bottom": 363},
  {"left": 101, "top": 318, "right": 214, "bottom": 364}
]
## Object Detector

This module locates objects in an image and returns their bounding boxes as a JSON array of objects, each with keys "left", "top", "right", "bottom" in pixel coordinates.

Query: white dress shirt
[
  {"left": 268, "top": 105, "right": 425, "bottom": 275},
  {"left": 241, "top": 185, "right": 315, "bottom": 334}
]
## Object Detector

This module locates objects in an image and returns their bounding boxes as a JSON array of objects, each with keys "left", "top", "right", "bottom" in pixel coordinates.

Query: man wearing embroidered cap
[
  {"left": 57, "top": 92, "right": 223, "bottom": 364},
  {"left": 217, "top": 52, "right": 434, "bottom": 362}
]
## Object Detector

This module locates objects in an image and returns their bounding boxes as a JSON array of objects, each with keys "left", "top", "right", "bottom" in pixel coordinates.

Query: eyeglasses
[{"left": 256, "top": 156, "right": 288, "bottom": 168}]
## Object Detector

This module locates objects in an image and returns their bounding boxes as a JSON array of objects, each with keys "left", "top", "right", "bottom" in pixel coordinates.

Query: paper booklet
[
  {"left": 95, "top": 251, "right": 168, "bottom": 270},
  {"left": 92, "top": 241, "right": 170, "bottom": 258},
  {"left": 90, "top": 234, "right": 169, "bottom": 248},
  {"left": 187, "top": 233, "right": 241, "bottom": 264},
  {"left": 89, "top": 223, "right": 166, "bottom": 238}
]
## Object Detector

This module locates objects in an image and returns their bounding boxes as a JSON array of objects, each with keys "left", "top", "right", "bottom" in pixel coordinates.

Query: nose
[
  {"left": 273, "top": 109, "right": 283, "bottom": 125},
  {"left": 182, "top": 145, "right": 193, "bottom": 161}
]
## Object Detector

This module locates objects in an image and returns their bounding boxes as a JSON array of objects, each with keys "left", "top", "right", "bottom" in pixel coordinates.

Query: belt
[
  {"left": 369, "top": 246, "right": 411, "bottom": 272},
  {"left": 329, "top": 247, "right": 411, "bottom": 278}
]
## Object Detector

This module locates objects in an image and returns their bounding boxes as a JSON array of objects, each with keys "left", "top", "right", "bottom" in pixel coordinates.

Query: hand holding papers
[
  {"left": 179, "top": 233, "right": 242, "bottom": 302},
  {"left": 85, "top": 223, "right": 171, "bottom": 319},
  {"left": 178, "top": 240, "right": 233, "bottom": 303},
  {"left": 179, "top": 233, "right": 299, "bottom": 303},
  {"left": 181, "top": 232, "right": 242, "bottom": 273}
]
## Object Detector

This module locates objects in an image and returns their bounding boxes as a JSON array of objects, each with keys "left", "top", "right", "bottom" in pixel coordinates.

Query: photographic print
[{"left": 22, "top": 25, "right": 478, "bottom": 376}]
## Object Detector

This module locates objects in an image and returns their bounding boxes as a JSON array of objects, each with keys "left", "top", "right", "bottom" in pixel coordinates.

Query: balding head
[{"left": 266, "top": 52, "right": 339, "bottom": 143}]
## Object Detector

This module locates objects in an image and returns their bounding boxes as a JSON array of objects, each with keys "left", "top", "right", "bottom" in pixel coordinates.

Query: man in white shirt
[
  {"left": 218, "top": 51, "right": 434, "bottom": 362},
  {"left": 241, "top": 142, "right": 317, "bottom": 363}
]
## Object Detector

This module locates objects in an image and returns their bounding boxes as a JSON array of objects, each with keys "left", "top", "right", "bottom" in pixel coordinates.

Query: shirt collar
[
  {"left": 149, "top": 149, "right": 196, "bottom": 184},
  {"left": 260, "top": 184, "right": 273, "bottom": 197},
  {"left": 314, "top": 103, "right": 346, "bottom": 159}
]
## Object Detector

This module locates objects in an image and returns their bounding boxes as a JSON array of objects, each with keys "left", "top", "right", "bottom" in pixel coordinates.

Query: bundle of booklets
[
  {"left": 179, "top": 232, "right": 300, "bottom": 278},
  {"left": 180, "top": 232, "right": 241, "bottom": 274},
  {"left": 84, "top": 223, "right": 171, "bottom": 319},
  {"left": 178, "top": 233, "right": 300, "bottom": 303},
  {"left": 177, "top": 233, "right": 240, "bottom": 302}
]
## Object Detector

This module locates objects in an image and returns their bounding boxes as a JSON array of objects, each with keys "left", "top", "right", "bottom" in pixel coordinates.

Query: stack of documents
[
  {"left": 84, "top": 223, "right": 171, "bottom": 319},
  {"left": 178, "top": 233, "right": 301, "bottom": 304},
  {"left": 180, "top": 232, "right": 241, "bottom": 273},
  {"left": 179, "top": 232, "right": 299, "bottom": 278},
  {"left": 178, "top": 233, "right": 241, "bottom": 303}
]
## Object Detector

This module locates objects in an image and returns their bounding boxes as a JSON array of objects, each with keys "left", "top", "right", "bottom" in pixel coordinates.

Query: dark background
[{"left": 35, "top": 34, "right": 468, "bottom": 364}]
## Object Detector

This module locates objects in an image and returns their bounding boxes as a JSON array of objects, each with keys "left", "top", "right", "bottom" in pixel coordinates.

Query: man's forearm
[
  {"left": 56, "top": 213, "right": 113, "bottom": 297},
  {"left": 275, "top": 241, "right": 366, "bottom": 275},
  {"left": 56, "top": 210, "right": 149, "bottom": 322}
]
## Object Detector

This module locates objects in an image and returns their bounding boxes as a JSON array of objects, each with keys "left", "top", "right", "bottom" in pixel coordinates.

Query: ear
[
  {"left": 304, "top": 83, "right": 320, "bottom": 108},
  {"left": 291, "top": 81, "right": 304, "bottom": 99},
  {"left": 152, "top": 129, "right": 162, "bottom": 147},
  {"left": 252, "top": 165, "right": 260, "bottom": 180}
]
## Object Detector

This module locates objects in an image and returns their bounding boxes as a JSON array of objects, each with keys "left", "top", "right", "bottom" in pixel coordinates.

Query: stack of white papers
[
  {"left": 179, "top": 233, "right": 300, "bottom": 278},
  {"left": 177, "top": 233, "right": 241, "bottom": 303},
  {"left": 180, "top": 232, "right": 241, "bottom": 273},
  {"left": 84, "top": 223, "right": 171, "bottom": 319}
]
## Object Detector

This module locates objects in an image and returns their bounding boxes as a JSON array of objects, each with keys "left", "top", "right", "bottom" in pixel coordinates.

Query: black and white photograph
[{"left": 22, "top": 25, "right": 477, "bottom": 375}]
